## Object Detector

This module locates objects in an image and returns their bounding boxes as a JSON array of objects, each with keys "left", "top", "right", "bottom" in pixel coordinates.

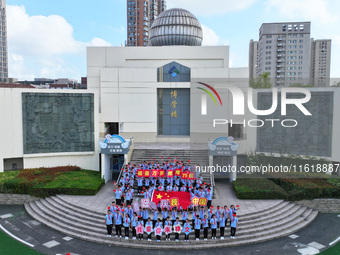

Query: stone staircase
[
  {"left": 24, "top": 195, "right": 318, "bottom": 249},
  {"left": 128, "top": 149, "right": 211, "bottom": 193},
  {"left": 130, "top": 149, "right": 209, "bottom": 168}
]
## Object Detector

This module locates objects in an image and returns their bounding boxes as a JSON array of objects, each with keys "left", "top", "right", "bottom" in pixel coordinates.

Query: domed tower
[{"left": 149, "top": 8, "right": 203, "bottom": 46}]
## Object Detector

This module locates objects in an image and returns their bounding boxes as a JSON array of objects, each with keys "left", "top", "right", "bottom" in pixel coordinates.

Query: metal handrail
[{"left": 116, "top": 161, "right": 127, "bottom": 184}]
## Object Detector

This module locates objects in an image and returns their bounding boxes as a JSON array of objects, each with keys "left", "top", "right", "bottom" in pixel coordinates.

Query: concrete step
[
  {"left": 52, "top": 195, "right": 105, "bottom": 217},
  {"left": 24, "top": 200, "right": 318, "bottom": 249}
]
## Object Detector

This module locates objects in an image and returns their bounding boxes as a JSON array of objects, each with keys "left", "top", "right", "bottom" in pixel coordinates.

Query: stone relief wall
[
  {"left": 257, "top": 92, "right": 333, "bottom": 157},
  {"left": 22, "top": 93, "right": 94, "bottom": 154}
]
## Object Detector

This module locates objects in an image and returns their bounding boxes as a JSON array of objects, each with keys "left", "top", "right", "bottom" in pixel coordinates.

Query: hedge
[
  {"left": 0, "top": 166, "right": 104, "bottom": 198},
  {"left": 232, "top": 178, "right": 288, "bottom": 199},
  {"left": 271, "top": 178, "right": 340, "bottom": 201}
]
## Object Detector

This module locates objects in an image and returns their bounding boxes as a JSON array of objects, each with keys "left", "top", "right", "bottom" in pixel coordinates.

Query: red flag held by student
[{"left": 151, "top": 190, "right": 191, "bottom": 209}]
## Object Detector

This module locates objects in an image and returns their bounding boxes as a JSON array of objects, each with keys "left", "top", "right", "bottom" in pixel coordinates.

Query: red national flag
[
  {"left": 167, "top": 169, "right": 174, "bottom": 178},
  {"left": 152, "top": 191, "right": 191, "bottom": 209},
  {"left": 174, "top": 169, "right": 181, "bottom": 176},
  {"left": 159, "top": 170, "right": 166, "bottom": 177},
  {"left": 137, "top": 169, "right": 143, "bottom": 178},
  {"left": 151, "top": 169, "right": 158, "bottom": 178},
  {"left": 144, "top": 170, "right": 150, "bottom": 178}
]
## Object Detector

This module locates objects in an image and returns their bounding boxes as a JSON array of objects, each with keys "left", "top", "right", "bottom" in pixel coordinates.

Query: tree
[
  {"left": 331, "top": 81, "right": 340, "bottom": 87},
  {"left": 250, "top": 72, "right": 272, "bottom": 89}
]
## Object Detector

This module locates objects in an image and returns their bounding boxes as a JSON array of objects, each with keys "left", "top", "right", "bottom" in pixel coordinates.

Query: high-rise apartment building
[
  {"left": 126, "top": 0, "right": 167, "bottom": 47},
  {"left": 311, "top": 39, "right": 331, "bottom": 87},
  {"left": 249, "top": 22, "right": 331, "bottom": 87},
  {"left": 0, "top": 0, "right": 8, "bottom": 82}
]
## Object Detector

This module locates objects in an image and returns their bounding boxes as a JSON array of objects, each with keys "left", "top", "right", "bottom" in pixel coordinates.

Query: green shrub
[
  {"left": 271, "top": 178, "right": 340, "bottom": 200},
  {"left": 232, "top": 178, "right": 288, "bottom": 199},
  {"left": 0, "top": 166, "right": 104, "bottom": 198}
]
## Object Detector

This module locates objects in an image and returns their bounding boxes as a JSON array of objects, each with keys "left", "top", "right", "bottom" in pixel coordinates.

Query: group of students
[{"left": 105, "top": 201, "right": 239, "bottom": 242}]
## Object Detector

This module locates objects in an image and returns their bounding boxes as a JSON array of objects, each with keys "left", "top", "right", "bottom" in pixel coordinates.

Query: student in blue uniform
[
  {"left": 230, "top": 213, "right": 238, "bottom": 239},
  {"left": 137, "top": 217, "right": 144, "bottom": 240},
  {"left": 182, "top": 219, "right": 192, "bottom": 242},
  {"left": 152, "top": 209, "right": 158, "bottom": 228},
  {"left": 105, "top": 209, "right": 113, "bottom": 237},
  {"left": 155, "top": 218, "right": 163, "bottom": 242},
  {"left": 202, "top": 215, "right": 209, "bottom": 241},
  {"left": 164, "top": 216, "right": 172, "bottom": 241},
  {"left": 210, "top": 214, "right": 218, "bottom": 239},
  {"left": 145, "top": 217, "right": 153, "bottom": 241},
  {"left": 131, "top": 212, "right": 138, "bottom": 240},
  {"left": 174, "top": 217, "right": 181, "bottom": 242},
  {"left": 194, "top": 217, "right": 201, "bottom": 241},
  {"left": 114, "top": 211, "right": 123, "bottom": 238},
  {"left": 123, "top": 213, "right": 131, "bottom": 239},
  {"left": 219, "top": 213, "right": 227, "bottom": 239}
]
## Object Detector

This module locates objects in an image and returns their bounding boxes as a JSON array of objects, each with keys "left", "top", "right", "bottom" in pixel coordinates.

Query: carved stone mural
[
  {"left": 22, "top": 93, "right": 94, "bottom": 154},
  {"left": 257, "top": 92, "right": 333, "bottom": 157}
]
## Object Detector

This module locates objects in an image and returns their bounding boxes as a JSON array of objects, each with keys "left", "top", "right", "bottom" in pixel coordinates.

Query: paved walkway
[{"left": 60, "top": 179, "right": 283, "bottom": 215}]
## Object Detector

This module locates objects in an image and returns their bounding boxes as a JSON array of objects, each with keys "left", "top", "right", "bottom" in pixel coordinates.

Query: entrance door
[{"left": 157, "top": 88, "right": 190, "bottom": 136}]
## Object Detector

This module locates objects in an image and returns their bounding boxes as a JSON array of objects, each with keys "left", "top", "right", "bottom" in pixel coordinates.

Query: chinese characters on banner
[
  {"left": 144, "top": 170, "right": 150, "bottom": 178},
  {"left": 137, "top": 169, "right": 143, "bottom": 177},
  {"left": 167, "top": 169, "right": 174, "bottom": 178},
  {"left": 151, "top": 169, "right": 158, "bottom": 178},
  {"left": 154, "top": 226, "right": 163, "bottom": 236},
  {"left": 141, "top": 198, "right": 150, "bottom": 208},
  {"left": 145, "top": 225, "right": 153, "bottom": 234},
  {"left": 192, "top": 196, "right": 200, "bottom": 206},
  {"left": 174, "top": 224, "right": 182, "bottom": 233},
  {"left": 159, "top": 170, "right": 166, "bottom": 177},
  {"left": 164, "top": 226, "right": 172, "bottom": 235},
  {"left": 198, "top": 198, "right": 208, "bottom": 207},
  {"left": 136, "top": 224, "right": 144, "bottom": 234},
  {"left": 170, "top": 90, "right": 178, "bottom": 118},
  {"left": 169, "top": 197, "right": 179, "bottom": 208},
  {"left": 160, "top": 199, "right": 169, "bottom": 209}
]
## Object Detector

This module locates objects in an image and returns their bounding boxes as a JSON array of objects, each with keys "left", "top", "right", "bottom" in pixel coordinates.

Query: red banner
[
  {"left": 174, "top": 169, "right": 181, "bottom": 176},
  {"left": 144, "top": 170, "right": 150, "bottom": 178},
  {"left": 188, "top": 172, "right": 195, "bottom": 180},
  {"left": 151, "top": 169, "right": 158, "bottom": 178},
  {"left": 181, "top": 171, "right": 188, "bottom": 179},
  {"left": 152, "top": 191, "right": 191, "bottom": 209},
  {"left": 159, "top": 170, "right": 166, "bottom": 177},
  {"left": 137, "top": 169, "right": 143, "bottom": 178},
  {"left": 167, "top": 170, "right": 174, "bottom": 178}
]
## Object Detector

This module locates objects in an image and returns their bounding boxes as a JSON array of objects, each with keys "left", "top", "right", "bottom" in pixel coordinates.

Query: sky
[{"left": 6, "top": 0, "right": 340, "bottom": 81}]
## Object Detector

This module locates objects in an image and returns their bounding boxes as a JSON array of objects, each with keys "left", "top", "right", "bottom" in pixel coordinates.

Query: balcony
[
  {"left": 277, "top": 70, "right": 282, "bottom": 73},
  {"left": 277, "top": 54, "right": 282, "bottom": 57},
  {"left": 277, "top": 65, "right": 282, "bottom": 68},
  {"left": 277, "top": 59, "right": 282, "bottom": 63},
  {"left": 143, "top": 17, "right": 149, "bottom": 21},
  {"left": 277, "top": 49, "right": 282, "bottom": 52},
  {"left": 277, "top": 38, "right": 283, "bottom": 41},
  {"left": 277, "top": 43, "right": 283, "bottom": 47}
]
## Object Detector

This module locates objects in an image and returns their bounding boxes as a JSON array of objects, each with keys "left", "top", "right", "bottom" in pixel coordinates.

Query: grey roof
[{"left": 150, "top": 8, "right": 203, "bottom": 46}]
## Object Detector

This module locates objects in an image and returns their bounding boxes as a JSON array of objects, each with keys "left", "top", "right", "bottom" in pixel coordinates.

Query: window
[{"left": 228, "top": 124, "right": 244, "bottom": 140}]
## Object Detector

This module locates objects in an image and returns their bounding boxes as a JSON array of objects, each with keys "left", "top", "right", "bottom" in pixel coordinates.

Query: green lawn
[
  {"left": 319, "top": 242, "right": 340, "bottom": 255},
  {"left": 0, "top": 230, "right": 44, "bottom": 255}
]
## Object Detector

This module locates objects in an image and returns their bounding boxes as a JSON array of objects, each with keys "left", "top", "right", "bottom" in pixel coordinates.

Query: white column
[{"left": 229, "top": 155, "right": 237, "bottom": 182}]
